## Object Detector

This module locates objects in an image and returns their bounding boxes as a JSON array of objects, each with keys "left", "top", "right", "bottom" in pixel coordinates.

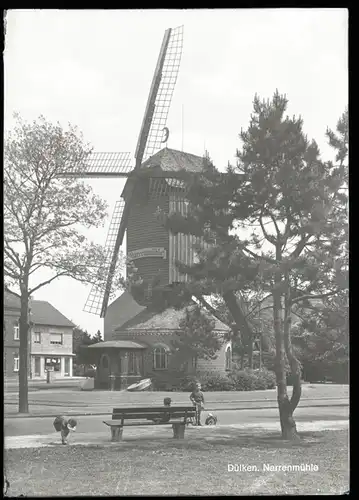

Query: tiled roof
[
  {"left": 4, "top": 288, "right": 21, "bottom": 310},
  {"left": 87, "top": 340, "right": 146, "bottom": 349},
  {"left": 116, "top": 303, "right": 230, "bottom": 333},
  {"left": 29, "top": 300, "right": 75, "bottom": 328},
  {"left": 107, "top": 291, "right": 146, "bottom": 332},
  {"left": 140, "top": 148, "right": 204, "bottom": 173}
]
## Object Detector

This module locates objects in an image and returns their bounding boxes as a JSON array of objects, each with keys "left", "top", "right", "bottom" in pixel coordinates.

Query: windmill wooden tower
[{"left": 65, "top": 26, "right": 205, "bottom": 318}]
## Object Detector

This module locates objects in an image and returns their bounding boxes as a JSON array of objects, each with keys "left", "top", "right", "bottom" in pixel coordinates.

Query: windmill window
[
  {"left": 225, "top": 344, "right": 232, "bottom": 371},
  {"left": 153, "top": 346, "right": 169, "bottom": 370}
]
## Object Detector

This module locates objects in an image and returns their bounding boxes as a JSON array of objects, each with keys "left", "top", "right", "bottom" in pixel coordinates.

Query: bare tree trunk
[
  {"left": 223, "top": 290, "right": 253, "bottom": 370},
  {"left": 19, "top": 289, "right": 29, "bottom": 413},
  {"left": 248, "top": 337, "right": 253, "bottom": 370},
  {"left": 240, "top": 350, "right": 245, "bottom": 370},
  {"left": 284, "top": 279, "right": 302, "bottom": 415},
  {"left": 273, "top": 267, "right": 299, "bottom": 440}
]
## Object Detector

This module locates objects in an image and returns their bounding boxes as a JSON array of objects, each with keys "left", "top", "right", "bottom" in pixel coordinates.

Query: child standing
[
  {"left": 53, "top": 416, "right": 77, "bottom": 445},
  {"left": 190, "top": 383, "right": 205, "bottom": 426}
]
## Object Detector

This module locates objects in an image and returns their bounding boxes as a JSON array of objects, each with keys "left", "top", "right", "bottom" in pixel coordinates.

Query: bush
[
  {"left": 228, "top": 368, "right": 276, "bottom": 391},
  {"left": 197, "top": 372, "right": 236, "bottom": 391},
  {"left": 147, "top": 368, "right": 276, "bottom": 392},
  {"left": 73, "top": 364, "right": 96, "bottom": 378},
  {"left": 302, "top": 359, "right": 348, "bottom": 384},
  {"left": 147, "top": 370, "right": 186, "bottom": 391}
]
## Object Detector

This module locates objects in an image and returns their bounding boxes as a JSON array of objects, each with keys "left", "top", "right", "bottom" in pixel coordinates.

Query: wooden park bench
[{"left": 103, "top": 406, "right": 196, "bottom": 441}]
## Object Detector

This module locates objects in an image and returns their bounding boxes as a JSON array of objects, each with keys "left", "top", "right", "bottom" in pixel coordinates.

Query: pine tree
[
  {"left": 171, "top": 305, "right": 222, "bottom": 372},
  {"left": 163, "top": 92, "right": 348, "bottom": 439},
  {"left": 93, "top": 330, "right": 103, "bottom": 343}
]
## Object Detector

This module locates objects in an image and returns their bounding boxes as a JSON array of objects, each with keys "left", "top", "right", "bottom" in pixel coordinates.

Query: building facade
[
  {"left": 29, "top": 300, "right": 75, "bottom": 379},
  {"left": 4, "top": 288, "right": 28, "bottom": 378},
  {"left": 4, "top": 288, "right": 75, "bottom": 379},
  {"left": 92, "top": 291, "right": 232, "bottom": 390}
]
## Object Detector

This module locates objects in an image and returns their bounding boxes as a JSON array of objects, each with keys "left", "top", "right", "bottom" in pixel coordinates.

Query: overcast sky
[{"left": 4, "top": 9, "right": 348, "bottom": 335}]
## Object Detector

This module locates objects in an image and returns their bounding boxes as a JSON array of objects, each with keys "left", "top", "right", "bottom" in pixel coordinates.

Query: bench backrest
[{"left": 111, "top": 406, "right": 196, "bottom": 421}]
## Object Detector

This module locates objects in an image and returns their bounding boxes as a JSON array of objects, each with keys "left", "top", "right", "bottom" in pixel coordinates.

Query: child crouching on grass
[
  {"left": 190, "top": 382, "right": 205, "bottom": 426},
  {"left": 53, "top": 416, "right": 77, "bottom": 445}
]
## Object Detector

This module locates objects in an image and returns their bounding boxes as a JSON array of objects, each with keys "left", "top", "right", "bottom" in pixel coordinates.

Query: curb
[{"left": 5, "top": 402, "right": 349, "bottom": 419}]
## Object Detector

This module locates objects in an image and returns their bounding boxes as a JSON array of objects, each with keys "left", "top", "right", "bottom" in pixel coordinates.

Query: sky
[{"left": 4, "top": 8, "right": 348, "bottom": 335}]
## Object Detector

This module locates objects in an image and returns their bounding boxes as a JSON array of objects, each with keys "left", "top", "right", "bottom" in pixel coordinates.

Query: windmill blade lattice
[
  {"left": 66, "top": 152, "right": 133, "bottom": 178},
  {"left": 83, "top": 200, "right": 125, "bottom": 315},
  {"left": 142, "top": 25, "right": 184, "bottom": 163}
]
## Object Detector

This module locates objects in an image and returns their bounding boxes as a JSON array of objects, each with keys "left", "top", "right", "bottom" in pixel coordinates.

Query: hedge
[{"left": 148, "top": 368, "right": 276, "bottom": 391}]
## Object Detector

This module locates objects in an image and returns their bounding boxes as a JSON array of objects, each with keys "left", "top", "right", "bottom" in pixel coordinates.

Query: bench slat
[
  {"left": 112, "top": 406, "right": 195, "bottom": 413},
  {"left": 111, "top": 412, "right": 195, "bottom": 421},
  {"left": 103, "top": 420, "right": 185, "bottom": 427}
]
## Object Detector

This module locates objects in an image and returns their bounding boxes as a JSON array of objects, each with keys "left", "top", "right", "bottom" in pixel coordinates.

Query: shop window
[
  {"left": 34, "top": 357, "right": 41, "bottom": 376},
  {"left": 45, "top": 357, "right": 61, "bottom": 372},
  {"left": 64, "top": 357, "right": 70, "bottom": 376}
]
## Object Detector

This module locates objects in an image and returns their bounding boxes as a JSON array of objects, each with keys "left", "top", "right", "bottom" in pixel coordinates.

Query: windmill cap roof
[{"left": 140, "top": 148, "right": 204, "bottom": 173}]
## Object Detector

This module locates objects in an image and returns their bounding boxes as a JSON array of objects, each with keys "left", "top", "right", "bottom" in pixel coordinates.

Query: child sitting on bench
[{"left": 149, "top": 397, "right": 172, "bottom": 423}]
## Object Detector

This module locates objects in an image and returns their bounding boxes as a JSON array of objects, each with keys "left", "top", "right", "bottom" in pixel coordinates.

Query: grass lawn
[{"left": 4, "top": 429, "right": 348, "bottom": 496}]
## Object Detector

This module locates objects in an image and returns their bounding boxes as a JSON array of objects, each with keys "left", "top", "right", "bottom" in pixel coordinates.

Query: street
[{"left": 5, "top": 404, "right": 349, "bottom": 437}]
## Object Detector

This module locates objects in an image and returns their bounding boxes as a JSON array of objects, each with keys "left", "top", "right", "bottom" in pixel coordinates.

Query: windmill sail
[
  {"left": 142, "top": 25, "right": 184, "bottom": 163},
  {"left": 83, "top": 200, "right": 125, "bottom": 315},
  {"left": 97, "top": 26, "right": 184, "bottom": 318},
  {"left": 59, "top": 152, "right": 133, "bottom": 178}
]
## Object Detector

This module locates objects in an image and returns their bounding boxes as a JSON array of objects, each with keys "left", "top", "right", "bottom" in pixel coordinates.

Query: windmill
[{"left": 64, "top": 26, "right": 203, "bottom": 318}]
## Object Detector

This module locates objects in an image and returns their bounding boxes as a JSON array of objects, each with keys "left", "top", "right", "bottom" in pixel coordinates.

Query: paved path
[{"left": 5, "top": 405, "right": 349, "bottom": 449}]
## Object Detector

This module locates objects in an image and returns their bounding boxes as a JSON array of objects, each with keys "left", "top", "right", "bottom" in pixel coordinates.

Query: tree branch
[
  {"left": 241, "top": 246, "right": 277, "bottom": 264},
  {"left": 291, "top": 290, "right": 340, "bottom": 305},
  {"left": 4, "top": 262, "right": 21, "bottom": 280},
  {"left": 28, "top": 271, "right": 69, "bottom": 295},
  {"left": 193, "top": 294, "right": 231, "bottom": 327},
  {"left": 245, "top": 293, "right": 273, "bottom": 318},
  {"left": 259, "top": 214, "right": 277, "bottom": 247},
  {"left": 4, "top": 243, "right": 22, "bottom": 268},
  {"left": 269, "top": 212, "right": 282, "bottom": 241},
  {"left": 289, "top": 235, "right": 312, "bottom": 260}
]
